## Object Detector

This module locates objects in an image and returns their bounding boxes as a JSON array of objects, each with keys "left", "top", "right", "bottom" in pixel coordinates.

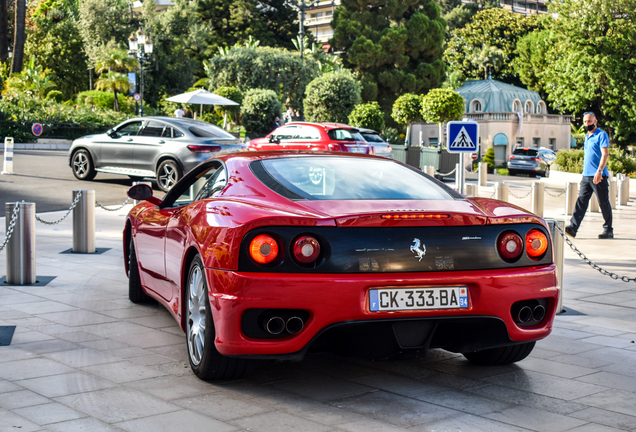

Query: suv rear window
[
  {"left": 512, "top": 148, "right": 539, "bottom": 156},
  {"left": 360, "top": 133, "right": 384, "bottom": 143},
  {"left": 327, "top": 129, "right": 363, "bottom": 141},
  {"left": 188, "top": 124, "right": 235, "bottom": 139}
]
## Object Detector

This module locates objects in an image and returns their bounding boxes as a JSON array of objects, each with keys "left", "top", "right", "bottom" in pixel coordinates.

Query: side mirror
[
  {"left": 107, "top": 129, "right": 118, "bottom": 138},
  {"left": 127, "top": 184, "right": 162, "bottom": 206},
  {"left": 268, "top": 135, "right": 279, "bottom": 143}
]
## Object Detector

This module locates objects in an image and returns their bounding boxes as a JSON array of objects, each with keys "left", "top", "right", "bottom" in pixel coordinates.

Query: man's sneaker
[
  {"left": 564, "top": 225, "right": 577, "bottom": 238},
  {"left": 598, "top": 230, "right": 614, "bottom": 239}
]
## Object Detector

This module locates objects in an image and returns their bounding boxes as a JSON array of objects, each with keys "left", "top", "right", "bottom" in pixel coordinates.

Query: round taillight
[
  {"left": 293, "top": 236, "right": 321, "bottom": 264},
  {"left": 526, "top": 229, "right": 548, "bottom": 259},
  {"left": 498, "top": 231, "right": 524, "bottom": 261},
  {"left": 249, "top": 234, "right": 279, "bottom": 264}
]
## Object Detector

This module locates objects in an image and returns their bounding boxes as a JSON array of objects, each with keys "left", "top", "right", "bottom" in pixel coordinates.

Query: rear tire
[
  {"left": 156, "top": 160, "right": 181, "bottom": 192},
  {"left": 186, "top": 255, "right": 249, "bottom": 380},
  {"left": 71, "top": 149, "right": 97, "bottom": 181},
  {"left": 128, "top": 238, "right": 152, "bottom": 303},
  {"left": 463, "top": 341, "right": 535, "bottom": 365},
  {"left": 508, "top": 170, "right": 516, "bottom": 176}
]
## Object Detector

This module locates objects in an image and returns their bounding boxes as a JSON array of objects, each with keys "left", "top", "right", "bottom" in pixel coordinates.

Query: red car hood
[{"left": 294, "top": 199, "right": 488, "bottom": 227}]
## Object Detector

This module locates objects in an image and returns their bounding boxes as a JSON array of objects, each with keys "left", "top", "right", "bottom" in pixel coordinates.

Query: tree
[
  {"left": 512, "top": 30, "right": 551, "bottom": 100},
  {"left": 348, "top": 102, "right": 385, "bottom": 132},
  {"left": 241, "top": 88, "right": 282, "bottom": 135},
  {"left": 24, "top": 0, "right": 89, "bottom": 98},
  {"left": 331, "top": 0, "right": 446, "bottom": 114},
  {"left": 10, "top": 0, "right": 26, "bottom": 73},
  {"left": 469, "top": 45, "right": 504, "bottom": 80},
  {"left": 213, "top": 86, "right": 243, "bottom": 126},
  {"left": 3, "top": 58, "right": 57, "bottom": 98},
  {"left": 94, "top": 71, "right": 131, "bottom": 111},
  {"left": 443, "top": 3, "right": 480, "bottom": 34},
  {"left": 303, "top": 71, "right": 361, "bottom": 123},
  {"left": 444, "top": 8, "right": 546, "bottom": 85},
  {"left": 421, "top": 88, "right": 465, "bottom": 147},
  {"left": 0, "top": 0, "right": 8, "bottom": 62},
  {"left": 202, "top": 46, "right": 319, "bottom": 112},
  {"left": 391, "top": 93, "right": 423, "bottom": 146},
  {"left": 515, "top": 0, "right": 636, "bottom": 145}
]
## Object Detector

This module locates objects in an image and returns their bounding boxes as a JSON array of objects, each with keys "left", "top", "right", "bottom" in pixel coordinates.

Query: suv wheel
[
  {"left": 156, "top": 160, "right": 181, "bottom": 192},
  {"left": 71, "top": 149, "right": 97, "bottom": 181}
]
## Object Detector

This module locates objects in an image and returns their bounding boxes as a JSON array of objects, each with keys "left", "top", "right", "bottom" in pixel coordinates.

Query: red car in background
[{"left": 247, "top": 122, "right": 373, "bottom": 154}]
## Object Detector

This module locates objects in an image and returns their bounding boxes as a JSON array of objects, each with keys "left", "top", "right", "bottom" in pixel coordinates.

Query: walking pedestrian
[
  {"left": 565, "top": 112, "right": 613, "bottom": 239},
  {"left": 272, "top": 116, "right": 281, "bottom": 130},
  {"left": 174, "top": 106, "right": 185, "bottom": 118}
]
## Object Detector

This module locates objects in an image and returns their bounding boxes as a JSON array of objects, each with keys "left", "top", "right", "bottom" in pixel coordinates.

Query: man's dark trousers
[{"left": 570, "top": 176, "right": 613, "bottom": 233}]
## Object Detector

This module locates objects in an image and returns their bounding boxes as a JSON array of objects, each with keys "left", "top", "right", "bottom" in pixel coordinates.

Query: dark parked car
[
  {"left": 68, "top": 117, "right": 245, "bottom": 192},
  {"left": 507, "top": 147, "right": 556, "bottom": 177},
  {"left": 125, "top": 151, "right": 558, "bottom": 380},
  {"left": 357, "top": 127, "right": 393, "bottom": 159}
]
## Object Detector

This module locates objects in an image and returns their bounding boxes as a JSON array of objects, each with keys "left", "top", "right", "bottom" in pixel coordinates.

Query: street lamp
[
  {"left": 128, "top": 29, "right": 153, "bottom": 117},
  {"left": 287, "top": 0, "right": 318, "bottom": 63}
]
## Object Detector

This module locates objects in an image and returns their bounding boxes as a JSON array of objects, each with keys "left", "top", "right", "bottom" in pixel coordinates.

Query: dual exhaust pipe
[
  {"left": 265, "top": 316, "right": 304, "bottom": 335},
  {"left": 517, "top": 304, "right": 546, "bottom": 323}
]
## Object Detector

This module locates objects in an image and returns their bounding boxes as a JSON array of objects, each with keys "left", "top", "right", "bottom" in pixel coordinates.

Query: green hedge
[
  {"left": 303, "top": 71, "right": 361, "bottom": 123},
  {"left": 554, "top": 148, "right": 636, "bottom": 174},
  {"left": 240, "top": 89, "right": 282, "bottom": 136},
  {"left": 76, "top": 90, "right": 135, "bottom": 114}
]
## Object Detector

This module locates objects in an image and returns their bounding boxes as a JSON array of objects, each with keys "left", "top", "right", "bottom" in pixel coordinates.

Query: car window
[
  {"left": 512, "top": 148, "right": 538, "bottom": 156},
  {"left": 360, "top": 133, "right": 384, "bottom": 143},
  {"left": 296, "top": 125, "right": 321, "bottom": 140},
  {"left": 328, "top": 129, "right": 363, "bottom": 141},
  {"left": 188, "top": 124, "right": 235, "bottom": 138},
  {"left": 173, "top": 128, "right": 184, "bottom": 138},
  {"left": 115, "top": 121, "right": 143, "bottom": 136},
  {"left": 194, "top": 166, "right": 228, "bottom": 200},
  {"left": 173, "top": 165, "right": 221, "bottom": 205},
  {"left": 139, "top": 121, "right": 165, "bottom": 137},
  {"left": 255, "top": 156, "right": 460, "bottom": 201},
  {"left": 161, "top": 127, "right": 173, "bottom": 138},
  {"left": 272, "top": 125, "right": 298, "bottom": 140}
]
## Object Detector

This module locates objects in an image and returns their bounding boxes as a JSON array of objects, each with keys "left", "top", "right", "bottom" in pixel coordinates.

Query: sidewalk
[{"left": 0, "top": 187, "right": 635, "bottom": 432}]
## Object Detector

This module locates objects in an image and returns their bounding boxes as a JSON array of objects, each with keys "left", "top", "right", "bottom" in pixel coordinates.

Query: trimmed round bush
[
  {"left": 303, "top": 71, "right": 361, "bottom": 123},
  {"left": 421, "top": 88, "right": 465, "bottom": 124},
  {"left": 348, "top": 102, "right": 385, "bottom": 132},
  {"left": 391, "top": 93, "right": 423, "bottom": 125},
  {"left": 241, "top": 89, "right": 282, "bottom": 135}
]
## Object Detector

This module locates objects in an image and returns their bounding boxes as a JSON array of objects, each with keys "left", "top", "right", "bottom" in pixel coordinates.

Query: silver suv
[
  {"left": 68, "top": 117, "right": 245, "bottom": 192},
  {"left": 507, "top": 147, "right": 556, "bottom": 177}
]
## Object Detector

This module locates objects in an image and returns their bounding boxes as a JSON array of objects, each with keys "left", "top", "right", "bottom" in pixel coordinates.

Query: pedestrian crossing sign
[{"left": 446, "top": 121, "right": 478, "bottom": 153}]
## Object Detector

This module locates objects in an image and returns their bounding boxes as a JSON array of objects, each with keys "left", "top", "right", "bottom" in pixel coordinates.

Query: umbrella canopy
[{"left": 165, "top": 89, "right": 239, "bottom": 106}]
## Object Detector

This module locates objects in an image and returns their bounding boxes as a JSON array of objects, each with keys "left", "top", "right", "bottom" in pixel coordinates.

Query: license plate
[
  {"left": 369, "top": 287, "right": 468, "bottom": 311},
  {"left": 350, "top": 147, "right": 366, "bottom": 153}
]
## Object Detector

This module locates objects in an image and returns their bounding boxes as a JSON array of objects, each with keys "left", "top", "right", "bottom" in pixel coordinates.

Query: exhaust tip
[
  {"left": 266, "top": 317, "right": 285, "bottom": 334},
  {"left": 532, "top": 305, "right": 546, "bottom": 322},
  {"left": 286, "top": 317, "right": 304, "bottom": 334},
  {"left": 517, "top": 306, "right": 533, "bottom": 323}
]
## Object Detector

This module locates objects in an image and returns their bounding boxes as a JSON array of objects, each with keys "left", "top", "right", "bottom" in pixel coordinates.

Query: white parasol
[{"left": 165, "top": 89, "right": 239, "bottom": 128}]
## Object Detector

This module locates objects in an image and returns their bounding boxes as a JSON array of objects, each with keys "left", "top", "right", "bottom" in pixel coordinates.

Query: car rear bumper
[
  {"left": 507, "top": 162, "right": 543, "bottom": 172},
  {"left": 205, "top": 265, "right": 558, "bottom": 357}
]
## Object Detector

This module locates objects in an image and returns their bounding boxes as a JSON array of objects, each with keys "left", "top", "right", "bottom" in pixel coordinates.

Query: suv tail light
[
  {"left": 497, "top": 231, "right": 523, "bottom": 261},
  {"left": 249, "top": 234, "right": 279, "bottom": 264},
  {"left": 508, "top": 155, "right": 515, "bottom": 159},
  {"left": 328, "top": 144, "right": 340, "bottom": 151},
  {"left": 187, "top": 145, "right": 222, "bottom": 152},
  {"left": 531, "top": 157, "right": 540, "bottom": 161},
  {"left": 526, "top": 229, "right": 548, "bottom": 259},
  {"left": 292, "top": 236, "right": 321, "bottom": 264}
]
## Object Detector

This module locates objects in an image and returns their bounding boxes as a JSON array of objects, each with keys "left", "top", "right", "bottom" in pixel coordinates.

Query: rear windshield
[
  {"left": 253, "top": 156, "right": 460, "bottom": 201},
  {"left": 360, "top": 133, "right": 384, "bottom": 143},
  {"left": 327, "top": 129, "right": 363, "bottom": 141},
  {"left": 188, "top": 124, "right": 235, "bottom": 139},
  {"left": 512, "top": 148, "right": 539, "bottom": 156}
]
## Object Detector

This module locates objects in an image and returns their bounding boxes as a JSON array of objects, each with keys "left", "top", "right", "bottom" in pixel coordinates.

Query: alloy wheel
[{"left": 187, "top": 264, "right": 206, "bottom": 366}]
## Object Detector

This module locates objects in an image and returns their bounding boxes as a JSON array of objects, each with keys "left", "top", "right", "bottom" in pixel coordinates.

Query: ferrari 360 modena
[{"left": 124, "top": 151, "right": 558, "bottom": 380}]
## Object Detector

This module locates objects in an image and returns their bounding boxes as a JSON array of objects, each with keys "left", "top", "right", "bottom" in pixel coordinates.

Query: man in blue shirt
[{"left": 565, "top": 112, "right": 613, "bottom": 239}]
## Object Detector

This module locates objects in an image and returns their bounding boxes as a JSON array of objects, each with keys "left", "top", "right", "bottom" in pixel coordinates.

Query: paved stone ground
[{"left": 0, "top": 179, "right": 635, "bottom": 432}]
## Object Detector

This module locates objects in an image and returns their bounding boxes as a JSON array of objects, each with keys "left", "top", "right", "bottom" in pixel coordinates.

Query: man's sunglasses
[{"left": 583, "top": 111, "right": 595, "bottom": 116}]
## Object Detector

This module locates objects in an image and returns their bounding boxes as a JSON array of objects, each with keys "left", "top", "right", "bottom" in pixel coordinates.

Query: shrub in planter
[
  {"left": 482, "top": 147, "right": 495, "bottom": 172},
  {"left": 304, "top": 71, "right": 361, "bottom": 123},
  {"left": 241, "top": 89, "right": 282, "bottom": 136},
  {"left": 348, "top": 102, "right": 385, "bottom": 132},
  {"left": 76, "top": 90, "right": 135, "bottom": 114}
]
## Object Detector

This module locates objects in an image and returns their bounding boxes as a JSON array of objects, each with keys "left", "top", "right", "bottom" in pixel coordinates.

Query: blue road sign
[{"left": 447, "top": 121, "right": 478, "bottom": 153}]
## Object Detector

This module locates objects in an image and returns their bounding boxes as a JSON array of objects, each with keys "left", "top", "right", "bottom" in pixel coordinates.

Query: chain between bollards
[
  {"left": 96, "top": 198, "right": 132, "bottom": 211},
  {"left": 35, "top": 190, "right": 84, "bottom": 225},
  {"left": 0, "top": 203, "right": 21, "bottom": 253}
]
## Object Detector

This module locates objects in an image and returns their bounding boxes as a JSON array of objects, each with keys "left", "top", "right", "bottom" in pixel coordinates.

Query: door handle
[
  {"left": 127, "top": 138, "right": 133, "bottom": 142},
  {"left": 158, "top": 140, "right": 165, "bottom": 144}
]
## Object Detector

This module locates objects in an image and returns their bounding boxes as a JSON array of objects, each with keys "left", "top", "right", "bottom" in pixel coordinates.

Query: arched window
[
  {"left": 525, "top": 100, "right": 534, "bottom": 113},
  {"left": 537, "top": 101, "right": 547, "bottom": 114},
  {"left": 493, "top": 133, "right": 508, "bottom": 146},
  {"left": 512, "top": 99, "right": 522, "bottom": 112},
  {"left": 471, "top": 99, "right": 482, "bottom": 113}
]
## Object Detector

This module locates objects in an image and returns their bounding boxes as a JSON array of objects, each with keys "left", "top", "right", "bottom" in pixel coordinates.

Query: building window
[
  {"left": 429, "top": 138, "right": 438, "bottom": 148},
  {"left": 326, "top": 10, "right": 333, "bottom": 16},
  {"left": 537, "top": 101, "right": 546, "bottom": 114},
  {"left": 471, "top": 100, "right": 482, "bottom": 113},
  {"left": 516, "top": 137, "right": 525, "bottom": 147},
  {"left": 512, "top": 100, "right": 522, "bottom": 112},
  {"left": 493, "top": 133, "right": 508, "bottom": 146},
  {"left": 549, "top": 138, "right": 556, "bottom": 149},
  {"left": 533, "top": 137, "right": 541, "bottom": 148},
  {"left": 525, "top": 101, "right": 534, "bottom": 113}
]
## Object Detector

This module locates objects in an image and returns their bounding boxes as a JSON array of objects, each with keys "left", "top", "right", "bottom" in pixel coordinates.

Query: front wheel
[
  {"left": 156, "top": 160, "right": 181, "bottom": 192},
  {"left": 72, "top": 149, "right": 97, "bottom": 181},
  {"left": 186, "top": 255, "right": 249, "bottom": 380},
  {"left": 463, "top": 341, "right": 535, "bottom": 365}
]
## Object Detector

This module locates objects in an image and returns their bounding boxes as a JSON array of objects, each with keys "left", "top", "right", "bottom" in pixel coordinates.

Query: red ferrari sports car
[{"left": 124, "top": 151, "right": 558, "bottom": 380}]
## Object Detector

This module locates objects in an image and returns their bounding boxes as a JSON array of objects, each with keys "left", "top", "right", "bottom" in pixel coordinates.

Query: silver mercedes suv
[{"left": 68, "top": 117, "right": 245, "bottom": 192}]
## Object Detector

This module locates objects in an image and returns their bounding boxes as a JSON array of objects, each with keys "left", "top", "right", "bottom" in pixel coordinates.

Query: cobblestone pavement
[{"left": 0, "top": 179, "right": 635, "bottom": 432}]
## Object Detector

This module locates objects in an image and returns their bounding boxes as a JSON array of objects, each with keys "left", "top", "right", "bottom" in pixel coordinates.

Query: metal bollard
[
  {"left": 546, "top": 219, "right": 565, "bottom": 314},
  {"left": 494, "top": 182, "right": 509, "bottom": 201},
  {"left": 590, "top": 193, "right": 599, "bottom": 212},
  {"left": 565, "top": 182, "right": 578, "bottom": 215},
  {"left": 464, "top": 183, "right": 478, "bottom": 197},
  {"left": 531, "top": 181, "right": 545, "bottom": 217},
  {"left": 5, "top": 202, "right": 36, "bottom": 285},
  {"left": 618, "top": 174, "right": 629, "bottom": 206},
  {"left": 72, "top": 190, "right": 95, "bottom": 253},
  {"left": 422, "top": 165, "right": 435, "bottom": 177},
  {"left": 2, "top": 137, "right": 15, "bottom": 175},
  {"left": 478, "top": 162, "right": 488, "bottom": 187},
  {"left": 609, "top": 179, "right": 617, "bottom": 210}
]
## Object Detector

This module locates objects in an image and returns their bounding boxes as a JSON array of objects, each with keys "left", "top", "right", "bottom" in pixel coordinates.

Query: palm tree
[
  {"left": 0, "top": 0, "right": 8, "bottom": 62},
  {"left": 10, "top": 0, "right": 26, "bottom": 73},
  {"left": 94, "top": 72, "right": 131, "bottom": 112},
  {"left": 470, "top": 45, "right": 505, "bottom": 80}
]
